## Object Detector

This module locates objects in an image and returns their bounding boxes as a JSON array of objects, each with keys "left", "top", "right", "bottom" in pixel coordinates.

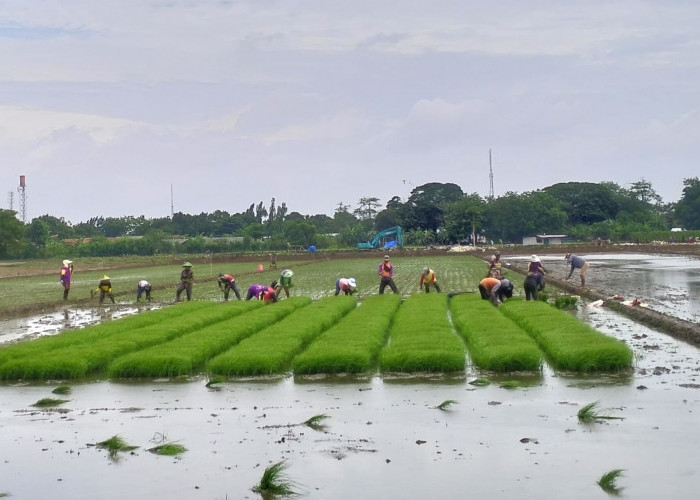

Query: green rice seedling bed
[
  {"left": 108, "top": 297, "right": 311, "bottom": 378},
  {"left": 500, "top": 300, "right": 634, "bottom": 372},
  {"left": 0, "top": 301, "right": 262, "bottom": 380},
  {"left": 207, "top": 296, "right": 357, "bottom": 376},
  {"left": 293, "top": 294, "right": 402, "bottom": 374},
  {"left": 450, "top": 294, "right": 542, "bottom": 372},
  {"left": 380, "top": 294, "right": 466, "bottom": 373},
  {"left": 0, "top": 302, "right": 224, "bottom": 367}
]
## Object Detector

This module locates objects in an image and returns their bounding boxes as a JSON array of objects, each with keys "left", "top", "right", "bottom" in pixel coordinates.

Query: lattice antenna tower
[
  {"left": 17, "top": 175, "right": 27, "bottom": 223},
  {"left": 488, "top": 149, "right": 494, "bottom": 199}
]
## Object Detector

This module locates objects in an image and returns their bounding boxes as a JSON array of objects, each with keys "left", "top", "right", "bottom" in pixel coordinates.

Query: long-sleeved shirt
[
  {"left": 567, "top": 255, "right": 586, "bottom": 272},
  {"left": 419, "top": 269, "right": 437, "bottom": 287},
  {"left": 60, "top": 266, "right": 72, "bottom": 285},
  {"left": 378, "top": 262, "right": 393, "bottom": 278},
  {"left": 180, "top": 268, "right": 194, "bottom": 283}
]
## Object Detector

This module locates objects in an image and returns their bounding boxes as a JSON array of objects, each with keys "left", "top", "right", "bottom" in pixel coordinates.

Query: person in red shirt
[{"left": 218, "top": 273, "right": 241, "bottom": 301}]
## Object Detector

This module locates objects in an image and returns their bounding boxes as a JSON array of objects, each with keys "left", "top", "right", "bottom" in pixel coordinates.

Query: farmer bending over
[
  {"left": 419, "top": 266, "right": 441, "bottom": 293},
  {"left": 335, "top": 277, "right": 357, "bottom": 296},
  {"left": 479, "top": 277, "right": 513, "bottom": 306},
  {"left": 137, "top": 279, "right": 152, "bottom": 302},
  {"left": 565, "top": 253, "right": 589, "bottom": 287},
  {"left": 218, "top": 273, "right": 241, "bottom": 301}
]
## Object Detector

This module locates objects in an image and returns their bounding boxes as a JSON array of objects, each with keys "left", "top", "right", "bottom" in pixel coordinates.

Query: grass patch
[
  {"left": 51, "top": 385, "right": 71, "bottom": 395},
  {"left": 554, "top": 295, "right": 578, "bottom": 309},
  {"left": 450, "top": 294, "right": 543, "bottom": 372},
  {"left": 147, "top": 443, "right": 187, "bottom": 456},
  {"left": 293, "top": 294, "right": 401, "bottom": 374},
  {"left": 577, "top": 401, "right": 625, "bottom": 423},
  {"left": 468, "top": 378, "right": 491, "bottom": 386},
  {"left": 207, "top": 296, "right": 356, "bottom": 376},
  {"left": 597, "top": 469, "right": 625, "bottom": 495},
  {"left": 380, "top": 294, "right": 466, "bottom": 373},
  {"left": 500, "top": 299, "right": 634, "bottom": 372},
  {"left": 253, "top": 461, "right": 298, "bottom": 497},
  {"left": 31, "top": 397, "right": 69, "bottom": 407}
]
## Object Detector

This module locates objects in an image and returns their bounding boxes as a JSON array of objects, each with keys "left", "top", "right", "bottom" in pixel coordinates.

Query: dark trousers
[
  {"left": 223, "top": 282, "right": 241, "bottom": 301},
  {"left": 137, "top": 285, "right": 152, "bottom": 301},
  {"left": 423, "top": 283, "right": 441, "bottom": 293},
  {"left": 379, "top": 277, "right": 399, "bottom": 294},
  {"left": 524, "top": 276, "right": 539, "bottom": 301},
  {"left": 99, "top": 290, "right": 115, "bottom": 304},
  {"left": 176, "top": 282, "right": 192, "bottom": 301}
]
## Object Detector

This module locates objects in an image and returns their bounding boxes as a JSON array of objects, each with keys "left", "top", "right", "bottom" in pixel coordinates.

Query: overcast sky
[{"left": 1, "top": 1, "right": 698, "bottom": 224}]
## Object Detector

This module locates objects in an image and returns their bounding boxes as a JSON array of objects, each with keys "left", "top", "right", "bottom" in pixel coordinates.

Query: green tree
[
  {"left": 284, "top": 219, "right": 317, "bottom": 246},
  {"left": 444, "top": 193, "right": 485, "bottom": 243},
  {"left": 26, "top": 219, "right": 50, "bottom": 247},
  {"left": 675, "top": 177, "right": 700, "bottom": 229},
  {"left": 354, "top": 196, "right": 381, "bottom": 221},
  {"left": 543, "top": 182, "right": 619, "bottom": 225},
  {"left": 33, "top": 214, "right": 75, "bottom": 239},
  {"left": 0, "top": 210, "right": 24, "bottom": 257}
]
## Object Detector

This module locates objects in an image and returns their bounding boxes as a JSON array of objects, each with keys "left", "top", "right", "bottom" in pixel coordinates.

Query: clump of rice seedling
[
  {"left": 597, "top": 468, "right": 625, "bottom": 495},
  {"left": 554, "top": 295, "right": 578, "bottom": 309},
  {"left": 577, "top": 401, "right": 625, "bottom": 423},
  {"left": 31, "top": 397, "right": 69, "bottom": 407},
  {"left": 0, "top": 492, "right": 9, "bottom": 497},
  {"left": 205, "top": 375, "right": 225, "bottom": 387},
  {"left": 52, "top": 385, "right": 71, "bottom": 395},
  {"left": 469, "top": 378, "right": 491, "bottom": 386},
  {"left": 538, "top": 292, "right": 549, "bottom": 302},
  {"left": 96, "top": 435, "right": 139, "bottom": 457},
  {"left": 147, "top": 443, "right": 187, "bottom": 456},
  {"left": 499, "top": 380, "right": 523, "bottom": 389},
  {"left": 302, "top": 413, "right": 330, "bottom": 431},
  {"left": 434, "top": 399, "right": 459, "bottom": 410},
  {"left": 252, "top": 461, "right": 298, "bottom": 497}
]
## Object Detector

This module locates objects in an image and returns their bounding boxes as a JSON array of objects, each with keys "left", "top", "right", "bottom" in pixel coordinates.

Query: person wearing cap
[
  {"left": 335, "top": 277, "right": 357, "bottom": 296},
  {"left": 94, "top": 275, "right": 115, "bottom": 304},
  {"left": 479, "top": 277, "right": 514, "bottom": 306},
  {"left": 59, "top": 259, "right": 74, "bottom": 301},
  {"left": 137, "top": 279, "right": 152, "bottom": 302},
  {"left": 565, "top": 253, "right": 589, "bottom": 287},
  {"left": 176, "top": 262, "right": 194, "bottom": 301},
  {"left": 276, "top": 269, "right": 294, "bottom": 298},
  {"left": 217, "top": 273, "right": 241, "bottom": 301},
  {"left": 487, "top": 251, "right": 503, "bottom": 278},
  {"left": 378, "top": 255, "right": 399, "bottom": 294},
  {"left": 527, "top": 255, "right": 547, "bottom": 291},
  {"left": 419, "top": 267, "right": 441, "bottom": 293}
]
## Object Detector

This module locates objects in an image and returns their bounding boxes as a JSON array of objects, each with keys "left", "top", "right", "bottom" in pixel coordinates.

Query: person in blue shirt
[{"left": 565, "top": 253, "right": 589, "bottom": 287}]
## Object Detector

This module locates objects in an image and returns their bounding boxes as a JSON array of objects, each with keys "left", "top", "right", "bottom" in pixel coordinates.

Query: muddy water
[{"left": 1, "top": 254, "right": 700, "bottom": 499}]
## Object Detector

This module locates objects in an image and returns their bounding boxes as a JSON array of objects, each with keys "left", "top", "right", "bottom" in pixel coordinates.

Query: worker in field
[
  {"left": 565, "top": 253, "right": 589, "bottom": 287},
  {"left": 59, "top": 259, "right": 74, "bottom": 301},
  {"left": 176, "top": 262, "right": 194, "bottom": 301},
  {"left": 246, "top": 283, "right": 277, "bottom": 302},
  {"left": 479, "top": 277, "right": 514, "bottom": 306},
  {"left": 276, "top": 269, "right": 293, "bottom": 298},
  {"left": 487, "top": 251, "right": 503, "bottom": 278},
  {"left": 378, "top": 255, "right": 399, "bottom": 294},
  {"left": 136, "top": 279, "right": 152, "bottom": 302},
  {"left": 523, "top": 274, "right": 540, "bottom": 301},
  {"left": 94, "top": 275, "right": 116, "bottom": 304},
  {"left": 527, "top": 254, "right": 547, "bottom": 291},
  {"left": 218, "top": 273, "right": 241, "bottom": 301},
  {"left": 419, "top": 266, "right": 441, "bottom": 293},
  {"left": 335, "top": 277, "right": 357, "bottom": 296},
  {"left": 269, "top": 253, "right": 277, "bottom": 270}
]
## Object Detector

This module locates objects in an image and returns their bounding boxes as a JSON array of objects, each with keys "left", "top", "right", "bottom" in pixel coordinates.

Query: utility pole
[
  {"left": 170, "top": 183, "right": 174, "bottom": 218},
  {"left": 488, "top": 149, "right": 494, "bottom": 200}
]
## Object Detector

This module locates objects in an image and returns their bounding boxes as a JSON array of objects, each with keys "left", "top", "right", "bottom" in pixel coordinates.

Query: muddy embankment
[{"left": 480, "top": 245, "right": 700, "bottom": 347}]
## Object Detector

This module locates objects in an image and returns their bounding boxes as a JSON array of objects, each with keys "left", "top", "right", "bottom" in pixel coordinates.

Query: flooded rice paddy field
[{"left": 1, "top": 253, "right": 699, "bottom": 499}]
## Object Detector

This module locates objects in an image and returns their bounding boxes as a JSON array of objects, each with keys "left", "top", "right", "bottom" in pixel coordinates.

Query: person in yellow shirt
[
  {"left": 419, "top": 267, "right": 441, "bottom": 293},
  {"left": 94, "top": 275, "right": 116, "bottom": 304}
]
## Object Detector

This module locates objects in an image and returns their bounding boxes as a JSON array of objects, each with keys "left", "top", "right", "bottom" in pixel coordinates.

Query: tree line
[{"left": 1, "top": 178, "right": 698, "bottom": 259}]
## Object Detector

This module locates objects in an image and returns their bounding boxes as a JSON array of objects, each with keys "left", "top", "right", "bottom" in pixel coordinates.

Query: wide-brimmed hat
[
  {"left": 102, "top": 275, "right": 110, "bottom": 280},
  {"left": 348, "top": 278, "right": 357, "bottom": 288},
  {"left": 530, "top": 255, "right": 540, "bottom": 262},
  {"left": 63, "top": 259, "right": 72, "bottom": 266},
  {"left": 383, "top": 255, "right": 390, "bottom": 261},
  {"left": 182, "top": 261, "right": 192, "bottom": 267}
]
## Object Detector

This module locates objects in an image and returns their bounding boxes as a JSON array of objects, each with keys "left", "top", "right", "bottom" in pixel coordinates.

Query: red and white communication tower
[{"left": 18, "top": 175, "right": 27, "bottom": 223}]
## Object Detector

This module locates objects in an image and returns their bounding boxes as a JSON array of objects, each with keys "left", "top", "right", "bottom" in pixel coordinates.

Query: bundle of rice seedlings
[
  {"left": 31, "top": 397, "right": 69, "bottom": 407},
  {"left": 302, "top": 414, "right": 330, "bottom": 431},
  {"left": 252, "top": 461, "right": 298, "bottom": 497},
  {"left": 577, "top": 401, "right": 625, "bottom": 423},
  {"left": 147, "top": 443, "right": 187, "bottom": 456},
  {"left": 434, "top": 400, "right": 459, "bottom": 410},
  {"left": 597, "top": 469, "right": 625, "bottom": 495},
  {"left": 51, "top": 385, "right": 72, "bottom": 395},
  {"left": 96, "top": 435, "right": 139, "bottom": 457}
]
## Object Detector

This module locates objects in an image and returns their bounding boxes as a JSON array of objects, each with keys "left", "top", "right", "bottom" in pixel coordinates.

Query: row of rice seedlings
[
  {"left": 450, "top": 294, "right": 543, "bottom": 372},
  {"left": 207, "top": 296, "right": 357, "bottom": 376},
  {"left": 500, "top": 300, "right": 634, "bottom": 372},
  {"left": 107, "top": 297, "right": 311, "bottom": 378},
  {"left": 380, "top": 294, "right": 466, "bottom": 373},
  {"left": 0, "top": 301, "right": 262, "bottom": 380},
  {"left": 292, "top": 294, "right": 402, "bottom": 374},
  {"left": 0, "top": 301, "right": 225, "bottom": 367}
]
